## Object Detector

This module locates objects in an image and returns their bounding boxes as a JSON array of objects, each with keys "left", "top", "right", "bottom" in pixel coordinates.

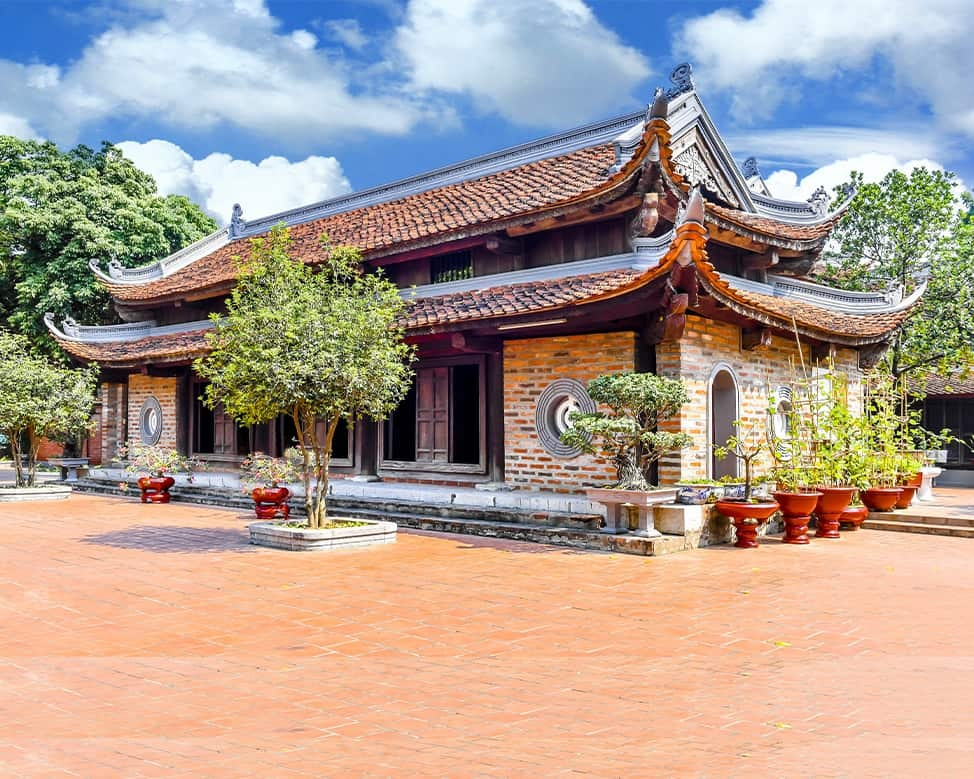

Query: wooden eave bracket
[{"left": 741, "top": 327, "right": 773, "bottom": 351}]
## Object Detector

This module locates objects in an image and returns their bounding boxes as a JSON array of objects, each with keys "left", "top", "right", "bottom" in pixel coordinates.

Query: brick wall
[
  {"left": 127, "top": 375, "right": 180, "bottom": 450},
  {"left": 503, "top": 331, "right": 637, "bottom": 491},
  {"left": 655, "top": 316, "right": 862, "bottom": 483}
]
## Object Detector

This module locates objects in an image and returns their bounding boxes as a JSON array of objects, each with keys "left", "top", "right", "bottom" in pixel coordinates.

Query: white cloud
[
  {"left": 0, "top": 112, "right": 40, "bottom": 140},
  {"left": 116, "top": 139, "right": 352, "bottom": 224},
  {"left": 725, "top": 126, "right": 949, "bottom": 170},
  {"left": 394, "top": 0, "right": 650, "bottom": 126},
  {"left": 764, "top": 153, "right": 954, "bottom": 202},
  {"left": 676, "top": 0, "right": 974, "bottom": 136},
  {"left": 0, "top": 0, "right": 437, "bottom": 144},
  {"left": 321, "top": 19, "right": 369, "bottom": 51}
]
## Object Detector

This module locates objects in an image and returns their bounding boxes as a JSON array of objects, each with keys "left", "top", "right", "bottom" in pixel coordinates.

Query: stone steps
[
  {"left": 863, "top": 518, "right": 974, "bottom": 538},
  {"left": 865, "top": 509, "right": 974, "bottom": 530}
]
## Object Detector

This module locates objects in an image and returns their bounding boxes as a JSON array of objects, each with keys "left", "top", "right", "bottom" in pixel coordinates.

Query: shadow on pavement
[{"left": 81, "top": 525, "right": 255, "bottom": 553}]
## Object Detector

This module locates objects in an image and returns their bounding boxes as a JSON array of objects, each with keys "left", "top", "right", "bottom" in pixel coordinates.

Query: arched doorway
[{"left": 710, "top": 367, "right": 739, "bottom": 480}]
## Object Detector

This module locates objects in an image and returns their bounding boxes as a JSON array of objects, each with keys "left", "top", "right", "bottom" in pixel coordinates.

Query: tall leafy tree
[
  {"left": 0, "top": 136, "right": 216, "bottom": 355},
  {"left": 819, "top": 168, "right": 973, "bottom": 379},
  {"left": 0, "top": 330, "right": 98, "bottom": 487},
  {"left": 195, "top": 226, "right": 415, "bottom": 528}
]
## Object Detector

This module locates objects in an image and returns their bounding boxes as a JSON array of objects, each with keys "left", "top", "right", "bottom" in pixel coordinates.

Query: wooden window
[{"left": 430, "top": 251, "right": 473, "bottom": 283}]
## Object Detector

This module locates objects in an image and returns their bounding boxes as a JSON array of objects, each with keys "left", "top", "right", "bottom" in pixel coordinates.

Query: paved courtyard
[{"left": 1, "top": 493, "right": 972, "bottom": 777}]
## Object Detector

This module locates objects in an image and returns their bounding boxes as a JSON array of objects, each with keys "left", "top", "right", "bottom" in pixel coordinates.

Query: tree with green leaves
[
  {"left": 819, "top": 167, "right": 973, "bottom": 379},
  {"left": 195, "top": 225, "right": 415, "bottom": 528},
  {"left": 0, "top": 136, "right": 216, "bottom": 355},
  {"left": 560, "top": 372, "right": 693, "bottom": 490},
  {"left": 0, "top": 330, "right": 98, "bottom": 487}
]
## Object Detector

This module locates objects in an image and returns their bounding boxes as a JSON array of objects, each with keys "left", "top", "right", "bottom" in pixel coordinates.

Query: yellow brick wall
[
  {"left": 503, "top": 332, "right": 637, "bottom": 491},
  {"left": 126, "top": 375, "right": 180, "bottom": 450},
  {"left": 655, "top": 316, "right": 862, "bottom": 483}
]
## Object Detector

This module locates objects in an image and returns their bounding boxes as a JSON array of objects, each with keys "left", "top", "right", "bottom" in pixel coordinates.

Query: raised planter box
[
  {"left": 249, "top": 518, "right": 397, "bottom": 551},
  {"left": 584, "top": 487, "right": 679, "bottom": 536},
  {"left": 0, "top": 484, "right": 72, "bottom": 502}
]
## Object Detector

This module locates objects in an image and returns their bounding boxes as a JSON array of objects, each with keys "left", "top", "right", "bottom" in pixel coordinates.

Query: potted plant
[
  {"left": 675, "top": 478, "right": 724, "bottom": 505},
  {"left": 240, "top": 451, "right": 299, "bottom": 519},
  {"left": 893, "top": 451, "right": 926, "bottom": 509},
  {"left": 117, "top": 442, "right": 203, "bottom": 504},
  {"left": 561, "top": 372, "right": 693, "bottom": 536},
  {"left": 859, "top": 372, "right": 905, "bottom": 511},
  {"left": 713, "top": 420, "right": 780, "bottom": 548}
]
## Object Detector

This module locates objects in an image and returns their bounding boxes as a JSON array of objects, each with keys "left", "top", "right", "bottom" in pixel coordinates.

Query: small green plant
[
  {"left": 117, "top": 442, "right": 204, "bottom": 480},
  {"left": 560, "top": 372, "right": 693, "bottom": 491},
  {"left": 714, "top": 419, "right": 770, "bottom": 501}
]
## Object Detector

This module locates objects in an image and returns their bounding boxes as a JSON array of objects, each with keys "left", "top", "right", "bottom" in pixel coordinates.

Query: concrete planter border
[
  {"left": 249, "top": 518, "right": 397, "bottom": 551},
  {"left": 0, "top": 484, "right": 72, "bottom": 502}
]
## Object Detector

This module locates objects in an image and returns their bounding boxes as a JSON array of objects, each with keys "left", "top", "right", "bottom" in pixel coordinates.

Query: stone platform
[{"left": 864, "top": 486, "right": 974, "bottom": 538}]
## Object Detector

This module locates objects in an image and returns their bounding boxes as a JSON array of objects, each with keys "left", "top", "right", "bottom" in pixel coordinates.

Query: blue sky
[{"left": 1, "top": 0, "right": 970, "bottom": 225}]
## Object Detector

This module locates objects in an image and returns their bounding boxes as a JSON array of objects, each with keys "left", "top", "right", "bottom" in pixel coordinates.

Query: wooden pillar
[{"left": 486, "top": 349, "right": 505, "bottom": 484}]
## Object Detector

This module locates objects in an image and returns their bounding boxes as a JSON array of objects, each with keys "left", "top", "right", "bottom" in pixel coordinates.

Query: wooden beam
[
  {"left": 485, "top": 235, "right": 521, "bottom": 255},
  {"left": 450, "top": 333, "right": 502, "bottom": 354},
  {"left": 740, "top": 249, "right": 779, "bottom": 271},
  {"left": 741, "top": 327, "right": 772, "bottom": 351},
  {"left": 812, "top": 342, "right": 837, "bottom": 363},
  {"left": 506, "top": 196, "right": 641, "bottom": 237}
]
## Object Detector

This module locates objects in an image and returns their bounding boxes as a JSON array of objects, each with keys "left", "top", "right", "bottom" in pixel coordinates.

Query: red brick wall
[
  {"left": 503, "top": 331, "right": 637, "bottom": 491},
  {"left": 127, "top": 375, "right": 180, "bottom": 450},
  {"left": 655, "top": 316, "right": 862, "bottom": 483},
  {"left": 36, "top": 438, "right": 64, "bottom": 459}
]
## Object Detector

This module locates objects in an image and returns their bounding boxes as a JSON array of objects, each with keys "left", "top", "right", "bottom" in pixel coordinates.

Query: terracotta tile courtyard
[{"left": 1, "top": 493, "right": 972, "bottom": 777}]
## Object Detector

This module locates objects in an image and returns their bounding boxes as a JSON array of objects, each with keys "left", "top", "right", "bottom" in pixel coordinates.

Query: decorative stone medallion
[
  {"left": 139, "top": 396, "right": 163, "bottom": 446},
  {"left": 536, "top": 379, "right": 596, "bottom": 457},
  {"left": 767, "top": 385, "right": 793, "bottom": 459}
]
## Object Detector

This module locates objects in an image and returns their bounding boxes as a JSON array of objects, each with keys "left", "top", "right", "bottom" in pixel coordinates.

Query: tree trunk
[
  {"left": 27, "top": 428, "right": 39, "bottom": 488},
  {"left": 292, "top": 408, "right": 314, "bottom": 528},
  {"left": 614, "top": 449, "right": 650, "bottom": 491},
  {"left": 9, "top": 432, "right": 25, "bottom": 488}
]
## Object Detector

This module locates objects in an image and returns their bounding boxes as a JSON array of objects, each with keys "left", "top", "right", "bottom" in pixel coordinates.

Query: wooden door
[
  {"left": 213, "top": 403, "right": 236, "bottom": 455},
  {"left": 415, "top": 367, "right": 449, "bottom": 462}
]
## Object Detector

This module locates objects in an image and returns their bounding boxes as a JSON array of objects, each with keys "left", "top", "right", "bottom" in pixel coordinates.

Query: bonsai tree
[
  {"left": 116, "top": 442, "right": 203, "bottom": 480},
  {"left": 714, "top": 418, "right": 770, "bottom": 501},
  {"left": 0, "top": 330, "right": 97, "bottom": 487},
  {"left": 195, "top": 225, "right": 414, "bottom": 528},
  {"left": 560, "top": 372, "right": 692, "bottom": 491}
]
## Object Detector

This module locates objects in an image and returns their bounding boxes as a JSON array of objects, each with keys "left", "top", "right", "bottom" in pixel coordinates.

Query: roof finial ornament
[
  {"left": 677, "top": 187, "right": 705, "bottom": 227},
  {"left": 665, "top": 62, "right": 695, "bottom": 99},
  {"left": 107, "top": 258, "right": 126, "bottom": 280},
  {"left": 229, "top": 203, "right": 245, "bottom": 238},
  {"left": 648, "top": 87, "right": 668, "bottom": 121},
  {"left": 741, "top": 157, "right": 761, "bottom": 179},
  {"left": 808, "top": 186, "right": 830, "bottom": 216}
]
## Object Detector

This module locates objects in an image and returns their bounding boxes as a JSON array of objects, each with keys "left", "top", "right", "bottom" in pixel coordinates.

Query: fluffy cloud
[
  {"left": 763, "top": 153, "right": 954, "bottom": 202},
  {"left": 676, "top": 0, "right": 974, "bottom": 135},
  {"left": 0, "top": 112, "right": 39, "bottom": 140},
  {"left": 394, "top": 0, "right": 650, "bottom": 125},
  {"left": 0, "top": 0, "right": 436, "bottom": 145},
  {"left": 116, "top": 139, "right": 352, "bottom": 223}
]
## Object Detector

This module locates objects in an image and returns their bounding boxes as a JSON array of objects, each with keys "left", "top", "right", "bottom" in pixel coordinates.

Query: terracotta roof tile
[
  {"left": 107, "top": 144, "right": 620, "bottom": 303},
  {"left": 707, "top": 202, "right": 839, "bottom": 242},
  {"left": 55, "top": 329, "right": 211, "bottom": 366},
  {"left": 914, "top": 371, "right": 974, "bottom": 396}
]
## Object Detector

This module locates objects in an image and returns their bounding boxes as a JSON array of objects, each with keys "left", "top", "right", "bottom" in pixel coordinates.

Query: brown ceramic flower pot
[
  {"left": 860, "top": 487, "right": 902, "bottom": 512},
  {"left": 894, "top": 484, "right": 918, "bottom": 509},
  {"left": 138, "top": 475, "right": 175, "bottom": 504},
  {"left": 814, "top": 486, "right": 856, "bottom": 539},
  {"left": 774, "top": 491, "right": 822, "bottom": 545},
  {"left": 252, "top": 486, "right": 291, "bottom": 520},
  {"left": 906, "top": 471, "right": 923, "bottom": 488},
  {"left": 839, "top": 505, "right": 868, "bottom": 530},
  {"left": 716, "top": 500, "right": 780, "bottom": 548}
]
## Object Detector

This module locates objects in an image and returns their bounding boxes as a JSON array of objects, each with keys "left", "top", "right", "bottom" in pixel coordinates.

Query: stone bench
[{"left": 46, "top": 458, "right": 90, "bottom": 482}]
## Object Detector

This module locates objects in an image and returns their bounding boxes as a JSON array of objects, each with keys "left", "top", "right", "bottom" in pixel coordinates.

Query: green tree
[
  {"left": 195, "top": 226, "right": 415, "bottom": 528},
  {"left": 560, "top": 372, "right": 693, "bottom": 491},
  {"left": 820, "top": 168, "right": 973, "bottom": 378},
  {"left": 0, "top": 330, "right": 98, "bottom": 487},
  {"left": 0, "top": 137, "right": 216, "bottom": 355}
]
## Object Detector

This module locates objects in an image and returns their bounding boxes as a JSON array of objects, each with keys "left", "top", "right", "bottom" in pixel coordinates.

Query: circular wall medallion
[
  {"left": 535, "top": 379, "right": 596, "bottom": 457},
  {"left": 139, "top": 396, "right": 163, "bottom": 446}
]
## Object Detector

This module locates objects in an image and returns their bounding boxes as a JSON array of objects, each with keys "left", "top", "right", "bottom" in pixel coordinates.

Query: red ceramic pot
[
  {"left": 839, "top": 505, "right": 868, "bottom": 530},
  {"left": 906, "top": 471, "right": 923, "bottom": 488},
  {"left": 774, "top": 491, "right": 822, "bottom": 545},
  {"left": 716, "top": 500, "right": 780, "bottom": 549},
  {"left": 252, "top": 486, "right": 291, "bottom": 520},
  {"left": 138, "top": 475, "right": 175, "bottom": 504},
  {"left": 894, "top": 484, "right": 918, "bottom": 509},
  {"left": 814, "top": 486, "right": 856, "bottom": 539},
  {"left": 860, "top": 487, "right": 902, "bottom": 512}
]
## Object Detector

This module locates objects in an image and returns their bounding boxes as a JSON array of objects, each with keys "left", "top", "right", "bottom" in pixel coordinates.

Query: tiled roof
[
  {"left": 106, "top": 143, "right": 622, "bottom": 303},
  {"left": 706, "top": 202, "right": 839, "bottom": 243},
  {"left": 914, "top": 371, "right": 974, "bottom": 396},
  {"left": 404, "top": 268, "right": 645, "bottom": 330},
  {"left": 699, "top": 264, "right": 912, "bottom": 343},
  {"left": 54, "top": 329, "right": 211, "bottom": 366}
]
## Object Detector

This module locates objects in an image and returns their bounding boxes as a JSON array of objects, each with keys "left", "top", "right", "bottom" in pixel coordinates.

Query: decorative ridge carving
[
  {"left": 665, "top": 63, "right": 695, "bottom": 99},
  {"left": 741, "top": 157, "right": 761, "bottom": 179},
  {"left": 44, "top": 315, "right": 213, "bottom": 343},
  {"left": 92, "top": 227, "right": 231, "bottom": 285}
]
